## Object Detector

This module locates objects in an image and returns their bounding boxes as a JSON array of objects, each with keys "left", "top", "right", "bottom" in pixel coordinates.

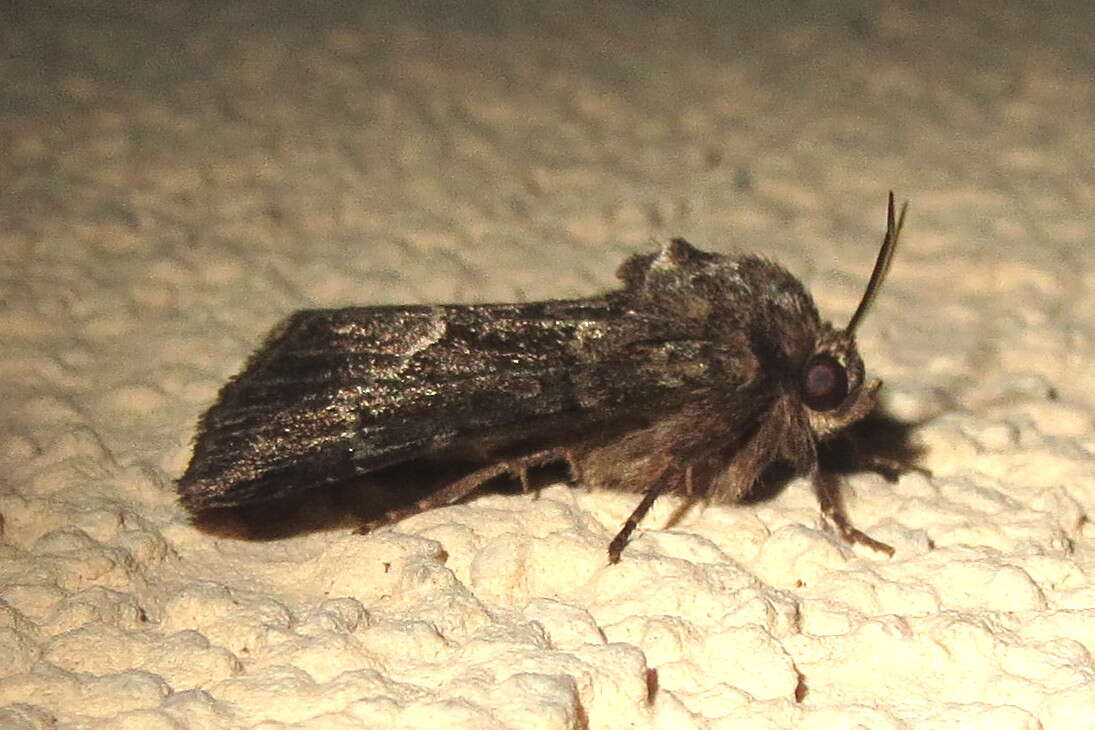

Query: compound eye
[{"left": 802, "top": 353, "right": 848, "bottom": 411}]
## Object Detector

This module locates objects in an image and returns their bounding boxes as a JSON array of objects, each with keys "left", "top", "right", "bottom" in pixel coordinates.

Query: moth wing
[{"left": 177, "top": 301, "right": 761, "bottom": 509}]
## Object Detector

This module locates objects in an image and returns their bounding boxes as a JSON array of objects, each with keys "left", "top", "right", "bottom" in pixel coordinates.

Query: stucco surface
[{"left": 2, "top": 1, "right": 1094, "bottom": 728}]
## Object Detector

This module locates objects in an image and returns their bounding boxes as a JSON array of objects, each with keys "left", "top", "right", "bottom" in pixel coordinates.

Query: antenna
[{"left": 846, "top": 191, "right": 906, "bottom": 334}]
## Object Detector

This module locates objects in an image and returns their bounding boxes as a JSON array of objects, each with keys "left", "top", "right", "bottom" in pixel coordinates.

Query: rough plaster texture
[{"left": 2, "top": 1, "right": 1095, "bottom": 728}]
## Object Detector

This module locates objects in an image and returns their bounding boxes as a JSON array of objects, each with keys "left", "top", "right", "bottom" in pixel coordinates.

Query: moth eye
[{"left": 801, "top": 353, "right": 848, "bottom": 411}]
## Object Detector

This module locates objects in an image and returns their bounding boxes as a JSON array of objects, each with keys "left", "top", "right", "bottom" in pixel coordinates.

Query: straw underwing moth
[{"left": 178, "top": 194, "right": 908, "bottom": 562}]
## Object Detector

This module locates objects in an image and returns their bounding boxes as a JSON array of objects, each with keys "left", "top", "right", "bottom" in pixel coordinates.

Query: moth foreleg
[{"left": 812, "top": 469, "right": 894, "bottom": 556}]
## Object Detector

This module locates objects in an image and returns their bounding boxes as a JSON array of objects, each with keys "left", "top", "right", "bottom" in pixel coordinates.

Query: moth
[{"left": 179, "top": 194, "right": 907, "bottom": 562}]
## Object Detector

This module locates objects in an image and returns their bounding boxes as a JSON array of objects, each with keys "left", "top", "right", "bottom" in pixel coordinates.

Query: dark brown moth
[{"left": 179, "top": 194, "right": 907, "bottom": 562}]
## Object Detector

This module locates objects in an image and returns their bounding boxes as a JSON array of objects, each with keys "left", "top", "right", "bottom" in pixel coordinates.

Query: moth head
[
  {"left": 802, "top": 192, "right": 904, "bottom": 439},
  {"left": 800, "top": 327, "right": 876, "bottom": 438}
]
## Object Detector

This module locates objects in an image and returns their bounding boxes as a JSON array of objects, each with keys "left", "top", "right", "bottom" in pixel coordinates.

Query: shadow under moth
[{"left": 179, "top": 194, "right": 908, "bottom": 562}]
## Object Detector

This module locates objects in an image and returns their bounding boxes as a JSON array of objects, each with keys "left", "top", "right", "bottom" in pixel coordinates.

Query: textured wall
[{"left": 2, "top": 1, "right": 1094, "bottom": 728}]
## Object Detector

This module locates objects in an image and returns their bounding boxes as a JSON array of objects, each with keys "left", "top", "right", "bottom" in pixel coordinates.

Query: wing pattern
[{"left": 178, "top": 297, "right": 760, "bottom": 509}]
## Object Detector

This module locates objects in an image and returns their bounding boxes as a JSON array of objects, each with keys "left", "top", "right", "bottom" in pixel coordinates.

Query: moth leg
[
  {"left": 561, "top": 449, "right": 582, "bottom": 486},
  {"left": 503, "top": 447, "right": 577, "bottom": 494},
  {"left": 354, "top": 461, "right": 515, "bottom": 535},
  {"left": 514, "top": 464, "right": 533, "bottom": 493},
  {"left": 812, "top": 469, "right": 894, "bottom": 556},
  {"left": 356, "top": 447, "right": 573, "bottom": 533},
  {"left": 608, "top": 467, "right": 680, "bottom": 564},
  {"left": 708, "top": 398, "right": 789, "bottom": 504}
]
